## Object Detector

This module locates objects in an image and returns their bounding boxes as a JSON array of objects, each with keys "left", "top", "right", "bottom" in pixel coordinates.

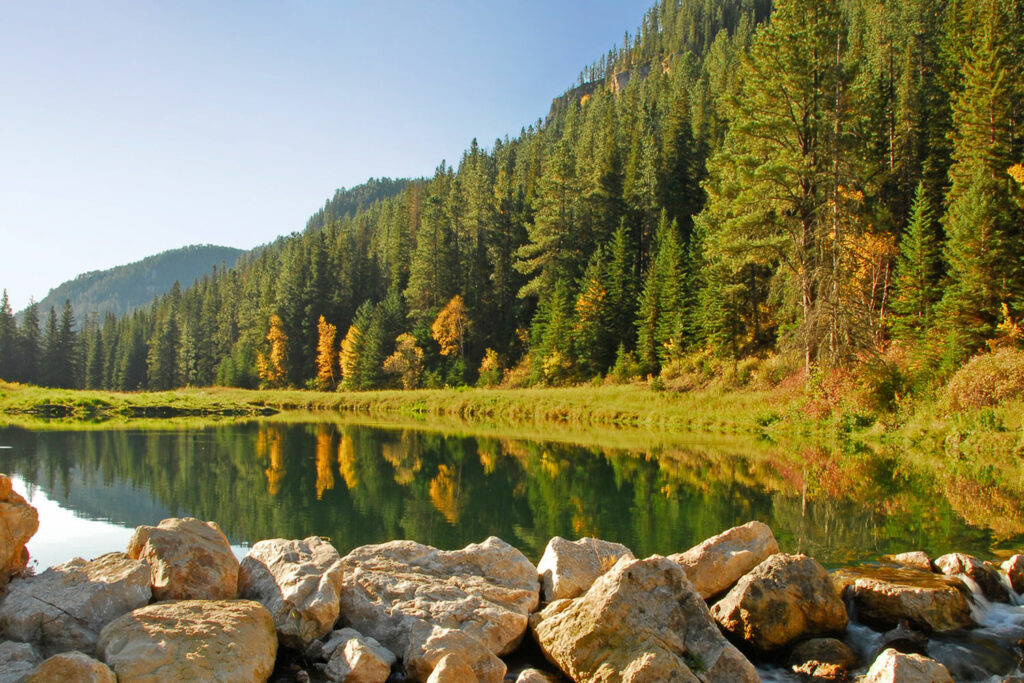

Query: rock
[
  {"left": 0, "top": 474, "right": 39, "bottom": 588},
  {"left": 879, "top": 621, "right": 929, "bottom": 657},
  {"left": 789, "top": 638, "right": 858, "bottom": 682},
  {"left": 934, "top": 552, "right": 1009, "bottom": 603},
  {"left": 96, "top": 599, "right": 277, "bottom": 682},
  {"left": 0, "top": 641, "right": 41, "bottom": 683},
  {"left": 322, "top": 628, "right": 395, "bottom": 683},
  {"left": 23, "top": 651, "right": 116, "bottom": 683},
  {"left": 1002, "top": 554, "right": 1024, "bottom": 594},
  {"left": 530, "top": 555, "right": 758, "bottom": 682},
  {"left": 425, "top": 653, "right": 477, "bottom": 683},
  {"left": 537, "top": 536, "right": 633, "bottom": 602},
  {"left": 339, "top": 536, "right": 538, "bottom": 681},
  {"left": 238, "top": 536, "right": 344, "bottom": 649},
  {"left": 405, "top": 623, "right": 506, "bottom": 683},
  {"left": 862, "top": 648, "right": 953, "bottom": 683},
  {"left": 711, "top": 553, "right": 847, "bottom": 653},
  {"left": 886, "top": 552, "right": 934, "bottom": 572},
  {"left": 515, "top": 669, "right": 561, "bottom": 683},
  {"left": 0, "top": 552, "right": 150, "bottom": 656},
  {"left": 669, "top": 521, "right": 780, "bottom": 600},
  {"left": 832, "top": 567, "right": 975, "bottom": 632},
  {"left": 126, "top": 517, "right": 239, "bottom": 601}
]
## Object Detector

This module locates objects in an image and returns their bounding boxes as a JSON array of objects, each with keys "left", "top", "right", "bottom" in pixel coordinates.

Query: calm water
[{"left": 0, "top": 420, "right": 1019, "bottom": 570}]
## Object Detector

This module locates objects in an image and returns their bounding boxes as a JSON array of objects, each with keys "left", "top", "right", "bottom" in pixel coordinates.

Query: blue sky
[{"left": 1, "top": 1, "right": 651, "bottom": 312}]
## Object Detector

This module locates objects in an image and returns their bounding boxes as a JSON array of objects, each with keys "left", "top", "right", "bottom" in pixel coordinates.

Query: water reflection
[{"left": 0, "top": 422, "right": 1018, "bottom": 567}]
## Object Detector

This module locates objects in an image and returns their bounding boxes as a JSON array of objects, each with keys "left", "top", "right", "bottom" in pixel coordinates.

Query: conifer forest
[{"left": 2, "top": 0, "right": 1022, "bottom": 396}]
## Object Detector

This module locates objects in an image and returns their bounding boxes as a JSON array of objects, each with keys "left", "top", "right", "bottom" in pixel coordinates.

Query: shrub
[{"left": 947, "top": 348, "right": 1024, "bottom": 409}]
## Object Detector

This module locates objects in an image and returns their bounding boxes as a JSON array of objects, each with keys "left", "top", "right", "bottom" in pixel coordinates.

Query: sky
[{"left": 0, "top": 1, "right": 653, "bottom": 312}]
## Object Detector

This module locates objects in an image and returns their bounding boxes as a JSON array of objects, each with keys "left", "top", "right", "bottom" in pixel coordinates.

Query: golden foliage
[
  {"left": 428, "top": 463, "right": 462, "bottom": 524},
  {"left": 315, "top": 316, "right": 338, "bottom": 390},
  {"left": 257, "top": 314, "right": 289, "bottom": 388},
  {"left": 477, "top": 348, "right": 502, "bottom": 387},
  {"left": 315, "top": 428, "right": 334, "bottom": 500},
  {"left": 338, "top": 324, "right": 362, "bottom": 386},
  {"left": 263, "top": 426, "right": 285, "bottom": 496},
  {"left": 431, "top": 295, "right": 470, "bottom": 358},
  {"left": 1008, "top": 163, "right": 1024, "bottom": 187},
  {"left": 382, "top": 333, "right": 424, "bottom": 389},
  {"left": 337, "top": 434, "right": 358, "bottom": 489}
]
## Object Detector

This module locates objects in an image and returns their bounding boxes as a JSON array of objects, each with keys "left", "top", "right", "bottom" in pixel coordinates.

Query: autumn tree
[
  {"left": 257, "top": 314, "right": 289, "bottom": 388},
  {"left": 383, "top": 333, "right": 424, "bottom": 389},
  {"left": 315, "top": 315, "right": 338, "bottom": 390},
  {"left": 431, "top": 295, "right": 470, "bottom": 359}
]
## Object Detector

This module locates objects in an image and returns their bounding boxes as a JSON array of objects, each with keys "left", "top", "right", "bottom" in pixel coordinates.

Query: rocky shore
[{"left": 1, "top": 473, "right": 1022, "bottom": 682}]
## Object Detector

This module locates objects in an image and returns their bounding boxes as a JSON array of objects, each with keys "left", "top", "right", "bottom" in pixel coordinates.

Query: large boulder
[
  {"left": 0, "top": 641, "right": 41, "bottom": 683},
  {"left": 238, "top": 536, "right": 344, "bottom": 649},
  {"left": 934, "top": 552, "right": 1009, "bottom": 603},
  {"left": 97, "top": 599, "right": 276, "bottom": 682},
  {"left": 669, "top": 521, "right": 780, "bottom": 600},
  {"left": 24, "top": 651, "right": 116, "bottom": 683},
  {"left": 537, "top": 536, "right": 633, "bottom": 602},
  {"left": 832, "top": 567, "right": 975, "bottom": 632},
  {"left": 862, "top": 648, "right": 953, "bottom": 683},
  {"left": 339, "top": 537, "right": 539, "bottom": 682},
  {"left": 0, "top": 474, "right": 39, "bottom": 588},
  {"left": 0, "top": 552, "right": 150, "bottom": 656},
  {"left": 321, "top": 627, "right": 396, "bottom": 683},
  {"left": 530, "top": 555, "right": 759, "bottom": 682},
  {"left": 711, "top": 553, "right": 847, "bottom": 653},
  {"left": 127, "top": 517, "right": 239, "bottom": 601},
  {"left": 405, "top": 622, "right": 507, "bottom": 683},
  {"left": 1003, "top": 554, "right": 1024, "bottom": 594}
]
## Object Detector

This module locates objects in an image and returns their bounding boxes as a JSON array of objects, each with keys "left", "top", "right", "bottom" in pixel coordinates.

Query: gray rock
[
  {"left": 935, "top": 552, "right": 1009, "bottom": 603},
  {"left": 712, "top": 553, "right": 847, "bottom": 653},
  {"left": 0, "top": 641, "right": 41, "bottom": 683},
  {"left": 322, "top": 628, "right": 395, "bottom": 683},
  {"left": 339, "top": 536, "right": 538, "bottom": 682},
  {"left": 862, "top": 648, "right": 953, "bottom": 683},
  {"left": 537, "top": 536, "right": 633, "bottom": 602},
  {"left": 1003, "top": 554, "right": 1024, "bottom": 594},
  {"left": 0, "top": 552, "right": 150, "bottom": 656},
  {"left": 530, "top": 555, "right": 759, "bottom": 682},
  {"left": 127, "top": 517, "right": 239, "bottom": 600},
  {"left": 669, "top": 521, "right": 780, "bottom": 600},
  {"left": 239, "top": 536, "right": 344, "bottom": 649}
]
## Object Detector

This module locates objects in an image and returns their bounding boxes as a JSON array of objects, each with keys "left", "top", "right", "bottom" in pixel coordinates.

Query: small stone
[
  {"left": 712, "top": 553, "right": 848, "bottom": 653},
  {"left": 886, "top": 552, "right": 933, "bottom": 572},
  {"left": 934, "top": 553, "right": 1009, "bottom": 603},
  {"left": 515, "top": 668, "right": 561, "bottom": 683},
  {"left": 405, "top": 623, "right": 506, "bottom": 683},
  {"left": 669, "top": 521, "right": 780, "bottom": 600},
  {"left": 0, "top": 552, "right": 151, "bottom": 656},
  {"left": 862, "top": 648, "right": 953, "bottom": 683},
  {"left": 323, "top": 628, "right": 395, "bottom": 683},
  {"left": 789, "top": 638, "right": 857, "bottom": 681},
  {"left": 127, "top": 517, "right": 239, "bottom": 600},
  {"left": 1002, "top": 554, "right": 1024, "bottom": 594},
  {"left": 537, "top": 536, "right": 633, "bottom": 602},
  {"left": 425, "top": 653, "right": 477, "bottom": 682},
  {"left": 97, "top": 599, "right": 277, "bottom": 682},
  {"left": 0, "top": 474, "right": 39, "bottom": 588},
  {"left": 239, "top": 536, "right": 345, "bottom": 649},
  {"left": 0, "top": 641, "right": 42, "bottom": 683},
  {"left": 24, "top": 651, "right": 116, "bottom": 683}
]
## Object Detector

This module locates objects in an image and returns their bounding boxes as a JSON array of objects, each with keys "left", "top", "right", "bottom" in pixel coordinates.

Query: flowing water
[{"left": 1, "top": 418, "right": 1022, "bottom": 680}]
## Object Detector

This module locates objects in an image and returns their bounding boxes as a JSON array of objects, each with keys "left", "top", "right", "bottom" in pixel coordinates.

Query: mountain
[{"left": 19, "top": 245, "right": 244, "bottom": 323}]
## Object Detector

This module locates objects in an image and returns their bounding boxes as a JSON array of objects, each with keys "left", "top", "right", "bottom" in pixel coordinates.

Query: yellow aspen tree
[
  {"left": 338, "top": 323, "right": 362, "bottom": 388},
  {"left": 382, "top": 333, "right": 424, "bottom": 389},
  {"left": 431, "top": 294, "right": 470, "bottom": 357},
  {"left": 315, "top": 315, "right": 338, "bottom": 390},
  {"left": 257, "top": 314, "right": 289, "bottom": 388}
]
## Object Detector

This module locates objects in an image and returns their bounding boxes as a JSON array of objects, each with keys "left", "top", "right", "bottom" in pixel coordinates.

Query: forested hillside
[
  {"left": 1, "top": 0, "right": 1021, "bottom": 395},
  {"left": 16, "top": 245, "right": 244, "bottom": 324}
]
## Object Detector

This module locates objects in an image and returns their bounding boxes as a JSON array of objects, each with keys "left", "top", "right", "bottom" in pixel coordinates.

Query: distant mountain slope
[
  {"left": 21, "top": 244, "right": 243, "bottom": 321},
  {"left": 304, "top": 177, "right": 412, "bottom": 233}
]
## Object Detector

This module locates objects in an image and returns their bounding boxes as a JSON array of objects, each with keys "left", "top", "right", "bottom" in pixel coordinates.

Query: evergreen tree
[
  {"left": 891, "top": 182, "right": 942, "bottom": 340},
  {"left": 0, "top": 291, "right": 15, "bottom": 381},
  {"left": 17, "top": 301, "right": 41, "bottom": 384}
]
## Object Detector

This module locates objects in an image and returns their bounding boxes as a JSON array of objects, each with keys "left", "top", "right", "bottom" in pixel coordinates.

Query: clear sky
[{"left": 0, "top": 1, "right": 653, "bottom": 312}]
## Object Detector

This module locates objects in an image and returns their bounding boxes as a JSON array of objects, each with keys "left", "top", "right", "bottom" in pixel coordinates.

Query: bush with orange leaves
[{"left": 947, "top": 348, "right": 1024, "bottom": 409}]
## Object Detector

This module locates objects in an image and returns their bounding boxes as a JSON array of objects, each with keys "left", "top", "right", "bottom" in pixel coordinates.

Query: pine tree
[
  {"left": 891, "top": 182, "right": 942, "bottom": 341},
  {"left": 0, "top": 291, "right": 16, "bottom": 381},
  {"left": 17, "top": 301, "right": 41, "bottom": 384}
]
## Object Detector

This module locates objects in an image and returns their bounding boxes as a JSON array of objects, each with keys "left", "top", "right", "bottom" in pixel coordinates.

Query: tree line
[{"left": 2, "top": 0, "right": 1022, "bottom": 393}]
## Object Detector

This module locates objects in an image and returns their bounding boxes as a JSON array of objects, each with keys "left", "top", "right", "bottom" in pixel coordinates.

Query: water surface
[{"left": 0, "top": 420, "right": 1019, "bottom": 569}]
